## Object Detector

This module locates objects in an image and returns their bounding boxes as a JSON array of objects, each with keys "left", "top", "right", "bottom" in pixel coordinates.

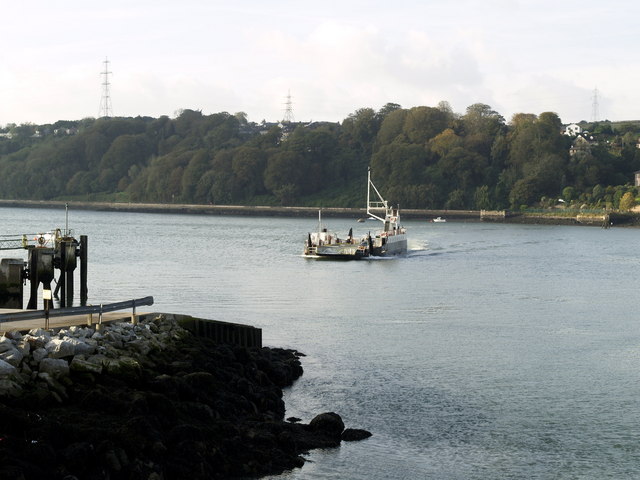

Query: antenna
[
  {"left": 283, "top": 90, "right": 294, "bottom": 123},
  {"left": 99, "top": 57, "right": 113, "bottom": 118},
  {"left": 591, "top": 87, "right": 599, "bottom": 122}
]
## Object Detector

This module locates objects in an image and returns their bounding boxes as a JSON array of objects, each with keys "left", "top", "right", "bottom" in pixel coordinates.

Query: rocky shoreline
[{"left": 0, "top": 315, "right": 370, "bottom": 479}]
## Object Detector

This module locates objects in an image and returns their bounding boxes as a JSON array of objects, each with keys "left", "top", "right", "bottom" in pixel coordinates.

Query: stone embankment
[
  {"left": 0, "top": 315, "right": 370, "bottom": 479},
  {"left": 2, "top": 199, "right": 640, "bottom": 225}
]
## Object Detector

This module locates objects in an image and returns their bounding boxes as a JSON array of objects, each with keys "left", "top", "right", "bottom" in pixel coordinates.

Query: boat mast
[
  {"left": 366, "top": 168, "right": 387, "bottom": 223},
  {"left": 367, "top": 168, "right": 371, "bottom": 214}
]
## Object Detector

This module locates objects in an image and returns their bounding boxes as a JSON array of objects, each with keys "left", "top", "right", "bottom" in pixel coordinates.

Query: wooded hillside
[{"left": 1, "top": 103, "right": 639, "bottom": 210}]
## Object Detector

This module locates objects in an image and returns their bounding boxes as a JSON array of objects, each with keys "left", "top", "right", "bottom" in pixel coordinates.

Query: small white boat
[{"left": 431, "top": 217, "right": 446, "bottom": 223}]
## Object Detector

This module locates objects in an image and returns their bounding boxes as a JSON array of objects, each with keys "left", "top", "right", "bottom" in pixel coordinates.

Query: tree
[
  {"left": 99, "top": 134, "right": 151, "bottom": 191},
  {"left": 264, "top": 150, "right": 306, "bottom": 199},
  {"left": 341, "top": 107, "right": 379, "bottom": 157},
  {"left": 181, "top": 150, "right": 211, "bottom": 202},
  {"left": 473, "top": 185, "right": 492, "bottom": 210},
  {"left": 562, "top": 186, "right": 575, "bottom": 202},
  {"left": 429, "top": 129, "right": 463, "bottom": 158},
  {"left": 403, "top": 106, "right": 449, "bottom": 145},
  {"left": 509, "top": 177, "right": 540, "bottom": 208},
  {"left": 230, "top": 147, "right": 266, "bottom": 199},
  {"left": 375, "top": 109, "right": 408, "bottom": 148},
  {"left": 376, "top": 103, "right": 402, "bottom": 122},
  {"left": 619, "top": 191, "right": 635, "bottom": 211}
]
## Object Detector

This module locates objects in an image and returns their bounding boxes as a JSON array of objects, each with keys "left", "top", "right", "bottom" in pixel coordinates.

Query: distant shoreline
[
  {"left": 0, "top": 199, "right": 635, "bottom": 226},
  {"left": 0, "top": 199, "right": 478, "bottom": 220}
]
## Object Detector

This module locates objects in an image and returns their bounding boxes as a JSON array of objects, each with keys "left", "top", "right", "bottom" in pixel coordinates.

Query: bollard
[
  {"left": 43, "top": 288, "right": 52, "bottom": 330},
  {"left": 80, "top": 235, "right": 88, "bottom": 305}
]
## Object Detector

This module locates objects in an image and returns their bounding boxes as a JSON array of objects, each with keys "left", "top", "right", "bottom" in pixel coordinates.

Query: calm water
[{"left": 2, "top": 207, "right": 639, "bottom": 479}]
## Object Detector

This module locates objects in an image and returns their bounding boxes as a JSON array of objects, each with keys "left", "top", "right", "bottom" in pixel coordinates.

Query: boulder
[
  {"left": 0, "top": 377, "right": 23, "bottom": 397},
  {"left": 0, "top": 336, "right": 15, "bottom": 354},
  {"left": 23, "top": 333, "right": 49, "bottom": 350},
  {"left": 341, "top": 428, "right": 372, "bottom": 441},
  {"left": 4, "top": 330, "right": 22, "bottom": 341},
  {"left": 309, "top": 412, "right": 345, "bottom": 438},
  {"left": 45, "top": 338, "right": 77, "bottom": 358},
  {"left": 0, "top": 347, "right": 24, "bottom": 367},
  {"left": 32, "top": 347, "right": 48, "bottom": 364},
  {"left": 70, "top": 356, "right": 103, "bottom": 374},
  {"left": 39, "top": 358, "right": 70, "bottom": 378},
  {"left": 15, "top": 339, "right": 31, "bottom": 356},
  {"left": 36, "top": 372, "right": 67, "bottom": 401},
  {"left": 74, "top": 338, "right": 97, "bottom": 356},
  {"left": 0, "top": 358, "right": 17, "bottom": 376}
]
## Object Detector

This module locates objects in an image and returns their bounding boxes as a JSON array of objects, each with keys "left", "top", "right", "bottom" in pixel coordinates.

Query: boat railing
[{"left": 368, "top": 201, "right": 387, "bottom": 210}]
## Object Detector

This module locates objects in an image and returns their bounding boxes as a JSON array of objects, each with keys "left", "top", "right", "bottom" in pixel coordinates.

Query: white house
[{"left": 564, "top": 124, "right": 582, "bottom": 136}]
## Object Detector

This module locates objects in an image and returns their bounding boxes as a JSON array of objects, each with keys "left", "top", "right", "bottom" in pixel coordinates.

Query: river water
[{"left": 1, "top": 206, "right": 639, "bottom": 479}]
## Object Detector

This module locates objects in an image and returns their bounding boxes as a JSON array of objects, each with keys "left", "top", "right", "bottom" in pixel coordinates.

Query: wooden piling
[
  {"left": 59, "top": 240, "right": 67, "bottom": 308},
  {"left": 80, "top": 235, "right": 88, "bottom": 305}
]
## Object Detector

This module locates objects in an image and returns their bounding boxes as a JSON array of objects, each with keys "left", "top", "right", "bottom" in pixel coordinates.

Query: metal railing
[{"left": 0, "top": 296, "right": 154, "bottom": 324}]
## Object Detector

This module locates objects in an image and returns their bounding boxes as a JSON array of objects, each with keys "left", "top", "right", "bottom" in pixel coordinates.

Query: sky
[{"left": 1, "top": 0, "right": 639, "bottom": 127}]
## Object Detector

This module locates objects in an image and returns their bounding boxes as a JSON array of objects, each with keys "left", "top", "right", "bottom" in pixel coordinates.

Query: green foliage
[
  {"left": 0, "top": 104, "right": 639, "bottom": 209},
  {"left": 619, "top": 191, "right": 636, "bottom": 211}
]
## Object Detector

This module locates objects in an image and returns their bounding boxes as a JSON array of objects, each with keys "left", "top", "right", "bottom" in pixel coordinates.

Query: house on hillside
[
  {"left": 635, "top": 171, "right": 640, "bottom": 187},
  {"left": 564, "top": 124, "right": 583, "bottom": 136},
  {"left": 569, "top": 133, "right": 597, "bottom": 156}
]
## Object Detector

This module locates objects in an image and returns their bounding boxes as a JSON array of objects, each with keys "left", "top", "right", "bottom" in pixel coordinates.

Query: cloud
[{"left": 3, "top": 1, "right": 640, "bottom": 125}]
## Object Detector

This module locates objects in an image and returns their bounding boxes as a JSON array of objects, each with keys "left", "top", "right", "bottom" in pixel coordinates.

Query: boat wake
[{"left": 409, "top": 239, "right": 429, "bottom": 251}]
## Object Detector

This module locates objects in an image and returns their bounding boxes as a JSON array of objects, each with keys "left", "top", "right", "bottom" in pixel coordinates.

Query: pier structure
[{"left": 0, "top": 230, "right": 88, "bottom": 311}]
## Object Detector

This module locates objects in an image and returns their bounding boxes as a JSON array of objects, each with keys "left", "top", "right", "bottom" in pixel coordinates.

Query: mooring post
[
  {"left": 65, "top": 241, "right": 76, "bottom": 307},
  {"left": 27, "top": 249, "right": 39, "bottom": 310},
  {"left": 43, "top": 288, "right": 51, "bottom": 329},
  {"left": 59, "top": 240, "right": 67, "bottom": 308},
  {"left": 80, "top": 235, "right": 88, "bottom": 305}
]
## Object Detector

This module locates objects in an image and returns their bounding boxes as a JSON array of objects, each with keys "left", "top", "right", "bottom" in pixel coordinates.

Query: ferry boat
[
  {"left": 303, "top": 210, "right": 370, "bottom": 259},
  {"left": 303, "top": 169, "right": 407, "bottom": 259},
  {"left": 366, "top": 169, "right": 407, "bottom": 256}
]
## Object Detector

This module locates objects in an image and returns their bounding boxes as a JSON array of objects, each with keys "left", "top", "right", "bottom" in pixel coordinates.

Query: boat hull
[
  {"left": 307, "top": 243, "right": 369, "bottom": 260},
  {"left": 370, "top": 234, "right": 407, "bottom": 256}
]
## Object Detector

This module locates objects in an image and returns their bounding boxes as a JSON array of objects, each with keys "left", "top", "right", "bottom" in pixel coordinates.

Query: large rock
[
  {"left": 0, "top": 358, "right": 17, "bottom": 376},
  {"left": 0, "top": 377, "right": 23, "bottom": 397},
  {"left": 342, "top": 428, "right": 372, "bottom": 441},
  {"left": 45, "top": 338, "right": 77, "bottom": 358},
  {"left": 23, "top": 332, "right": 50, "bottom": 350},
  {"left": 0, "top": 336, "right": 15, "bottom": 354},
  {"left": 39, "top": 358, "right": 70, "bottom": 378},
  {"left": 70, "top": 356, "right": 103, "bottom": 374},
  {"left": 0, "top": 348, "right": 23, "bottom": 367},
  {"left": 309, "top": 412, "right": 345, "bottom": 438},
  {"left": 32, "top": 347, "right": 48, "bottom": 364},
  {"left": 74, "top": 338, "right": 97, "bottom": 356}
]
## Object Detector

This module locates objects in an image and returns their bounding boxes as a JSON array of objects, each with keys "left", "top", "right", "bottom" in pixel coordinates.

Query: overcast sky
[{"left": 1, "top": 1, "right": 637, "bottom": 126}]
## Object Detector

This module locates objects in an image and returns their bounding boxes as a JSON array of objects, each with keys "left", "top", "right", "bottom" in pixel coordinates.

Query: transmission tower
[
  {"left": 99, "top": 57, "right": 113, "bottom": 118},
  {"left": 591, "top": 87, "right": 599, "bottom": 123},
  {"left": 283, "top": 90, "right": 294, "bottom": 123}
]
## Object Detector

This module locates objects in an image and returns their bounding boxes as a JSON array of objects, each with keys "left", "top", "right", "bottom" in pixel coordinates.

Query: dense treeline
[{"left": 1, "top": 103, "right": 640, "bottom": 210}]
